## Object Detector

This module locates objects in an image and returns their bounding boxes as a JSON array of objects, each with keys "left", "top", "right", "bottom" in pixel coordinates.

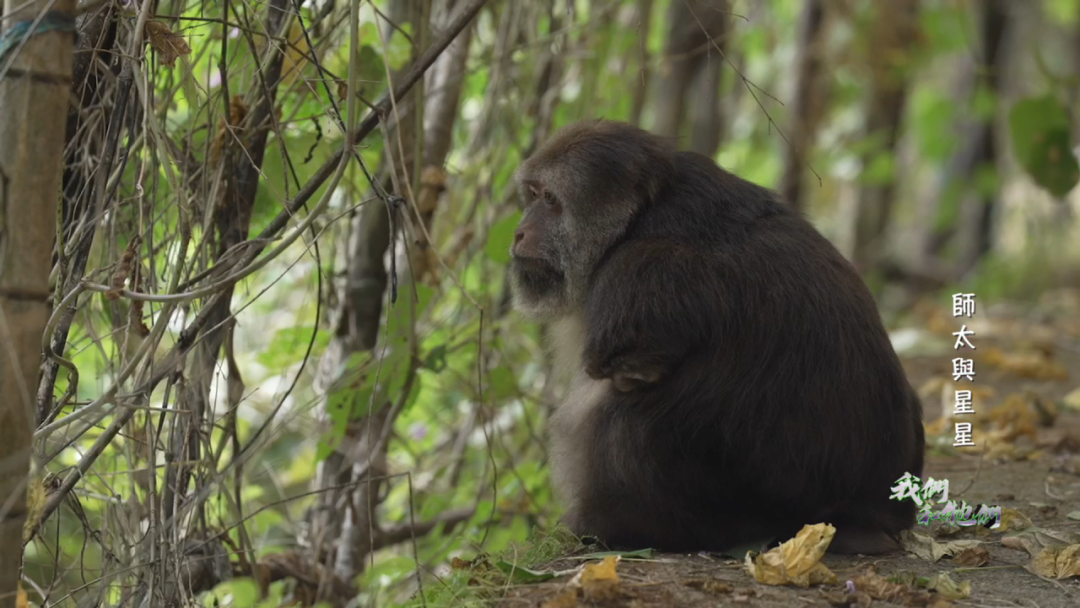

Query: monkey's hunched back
[{"left": 509, "top": 119, "right": 925, "bottom": 555}]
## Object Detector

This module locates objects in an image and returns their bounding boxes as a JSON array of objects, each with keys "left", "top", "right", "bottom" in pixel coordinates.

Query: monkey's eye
[{"left": 543, "top": 192, "right": 560, "bottom": 212}]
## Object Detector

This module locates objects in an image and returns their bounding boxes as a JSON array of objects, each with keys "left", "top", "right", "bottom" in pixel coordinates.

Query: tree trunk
[
  {"left": 628, "top": 0, "right": 654, "bottom": 127},
  {"left": 0, "top": 2, "right": 77, "bottom": 605},
  {"left": 923, "top": 0, "right": 1008, "bottom": 277},
  {"left": 778, "top": 0, "right": 830, "bottom": 210},
  {"left": 851, "top": 0, "right": 920, "bottom": 270},
  {"left": 649, "top": 0, "right": 728, "bottom": 155}
]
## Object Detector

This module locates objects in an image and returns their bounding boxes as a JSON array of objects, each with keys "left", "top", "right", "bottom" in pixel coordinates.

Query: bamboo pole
[{"left": 0, "top": 2, "right": 76, "bottom": 606}]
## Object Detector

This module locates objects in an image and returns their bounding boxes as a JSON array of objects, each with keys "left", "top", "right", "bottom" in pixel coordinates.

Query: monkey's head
[{"left": 508, "top": 120, "right": 674, "bottom": 319}]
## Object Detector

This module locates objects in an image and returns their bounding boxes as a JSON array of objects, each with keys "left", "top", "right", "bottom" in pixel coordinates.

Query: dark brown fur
[{"left": 509, "top": 119, "right": 925, "bottom": 555}]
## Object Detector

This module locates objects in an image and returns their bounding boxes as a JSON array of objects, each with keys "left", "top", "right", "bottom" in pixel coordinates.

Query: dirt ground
[{"left": 493, "top": 303, "right": 1080, "bottom": 607}]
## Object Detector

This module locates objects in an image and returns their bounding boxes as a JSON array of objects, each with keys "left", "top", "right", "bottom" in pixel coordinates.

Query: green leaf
[
  {"left": 1008, "top": 96, "right": 1079, "bottom": 197},
  {"left": 359, "top": 555, "right": 418, "bottom": 590},
  {"left": 386, "top": 24, "right": 414, "bottom": 70},
  {"left": 485, "top": 211, "right": 522, "bottom": 264},
  {"left": 913, "top": 91, "right": 957, "bottom": 161},
  {"left": 920, "top": 5, "right": 969, "bottom": 54},
  {"left": 718, "top": 539, "right": 770, "bottom": 560},
  {"left": 210, "top": 578, "right": 261, "bottom": 607},
  {"left": 316, "top": 410, "right": 348, "bottom": 462},
  {"left": 423, "top": 344, "right": 448, "bottom": 372},
  {"left": 257, "top": 326, "right": 328, "bottom": 369},
  {"left": 1008, "top": 96, "right": 1071, "bottom": 162},
  {"left": 1026, "top": 129, "right": 1079, "bottom": 197},
  {"left": 489, "top": 367, "right": 518, "bottom": 402},
  {"left": 573, "top": 548, "right": 656, "bottom": 560},
  {"left": 1044, "top": 0, "right": 1080, "bottom": 25},
  {"left": 861, "top": 153, "right": 895, "bottom": 185},
  {"left": 355, "top": 44, "right": 385, "bottom": 85},
  {"left": 493, "top": 560, "right": 558, "bottom": 583}
]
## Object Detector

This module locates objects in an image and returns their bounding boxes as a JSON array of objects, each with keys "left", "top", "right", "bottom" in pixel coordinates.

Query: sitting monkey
[{"left": 508, "top": 119, "right": 925, "bottom": 555}]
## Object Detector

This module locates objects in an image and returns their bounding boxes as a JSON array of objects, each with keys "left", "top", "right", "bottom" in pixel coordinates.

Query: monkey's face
[
  {"left": 509, "top": 180, "right": 571, "bottom": 319},
  {"left": 507, "top": 120, "right": 674, "bottom": 319}
]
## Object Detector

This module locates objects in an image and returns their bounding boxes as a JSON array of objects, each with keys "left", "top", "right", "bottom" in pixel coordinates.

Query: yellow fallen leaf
[
  {"left": 574, "top": 555, "right": 619, "bottom": 600},
  {"left": 1029, "top": 544, "right": 1080, "bottom": 579},
  {"left": 17, "top": 585, "right": 28, "bottom": 608},
  {"left": 1002, "top": 527, "right": 1080, "bottom": 578},
  {"left": 745, "top": 523, "right": 837, "bottom": 587},
  {"left": 993, "top": 508, "right": 1033, "bottom": 533}
]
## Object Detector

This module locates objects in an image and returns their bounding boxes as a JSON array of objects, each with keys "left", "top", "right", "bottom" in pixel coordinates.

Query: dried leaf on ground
[
  {"left": 987, "top": 393, "right": 1039, "bottom": 441},
  {"left": 825, "top": 567, "right": 961, "bottom": 607},
  {"left": 1030, "top": 544, "right": 1080, "bottom": 579},
  {"left": 851, "top": 567, "right": 908, "bottom": 601},
  {"left": 951, "top": 546, "right": 991, "bottom": 567},
  {"left": 982, "top": 346, "right": 1069, "bottom": 381},
  {"left": 925, "top": 572, "right": 973, "bottom": 599},
  {"left": 1048, "top": 433, "right": 1080, "bottom": 453},
  {"left": 684, "top": 579, "right": 733, "bottom": 595},
  {"left": 569, "top": 555, "right": 620, "bottom": 600},
  {"left": 901, "top": 530, "right": 982, "bottom": 562},
  {"left": 745, "top": 523, "right": 837, "bottom": 587},
  {"left": 1003, "top": 530, "right": 1080, "bottom": 579},
  {"left": 992, "top": 507, "right": 1034, "bottom": 533}
]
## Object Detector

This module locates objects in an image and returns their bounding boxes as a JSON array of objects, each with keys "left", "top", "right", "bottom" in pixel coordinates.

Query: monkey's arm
[{"left": 583, "top": 241, "right": 723, "bottom": 392}]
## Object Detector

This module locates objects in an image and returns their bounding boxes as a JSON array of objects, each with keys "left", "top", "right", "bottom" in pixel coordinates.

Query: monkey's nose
[{"left": 513, "top": 229, "right": 525, "bottom": 244}]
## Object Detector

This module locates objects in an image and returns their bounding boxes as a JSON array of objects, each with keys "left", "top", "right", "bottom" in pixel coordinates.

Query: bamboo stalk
[{"left": 0, "top": 2, "right": 76, "bottom": 606}]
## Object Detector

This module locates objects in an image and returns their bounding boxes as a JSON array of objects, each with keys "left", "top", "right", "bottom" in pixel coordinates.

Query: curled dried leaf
[
  {"left": 746, "top": 523, "right": 837, "bottom": 587},
  {"left": 144, "top": 21, "right": 192, "bottom": 67}
]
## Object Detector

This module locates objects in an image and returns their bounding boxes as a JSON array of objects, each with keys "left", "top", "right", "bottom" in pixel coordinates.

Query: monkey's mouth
[
  {"left": 511, "top": 255, "right": 561, "bottom": 275},
  {"left": 510, "top": 256, "right": 565, "bottom": 296}
]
